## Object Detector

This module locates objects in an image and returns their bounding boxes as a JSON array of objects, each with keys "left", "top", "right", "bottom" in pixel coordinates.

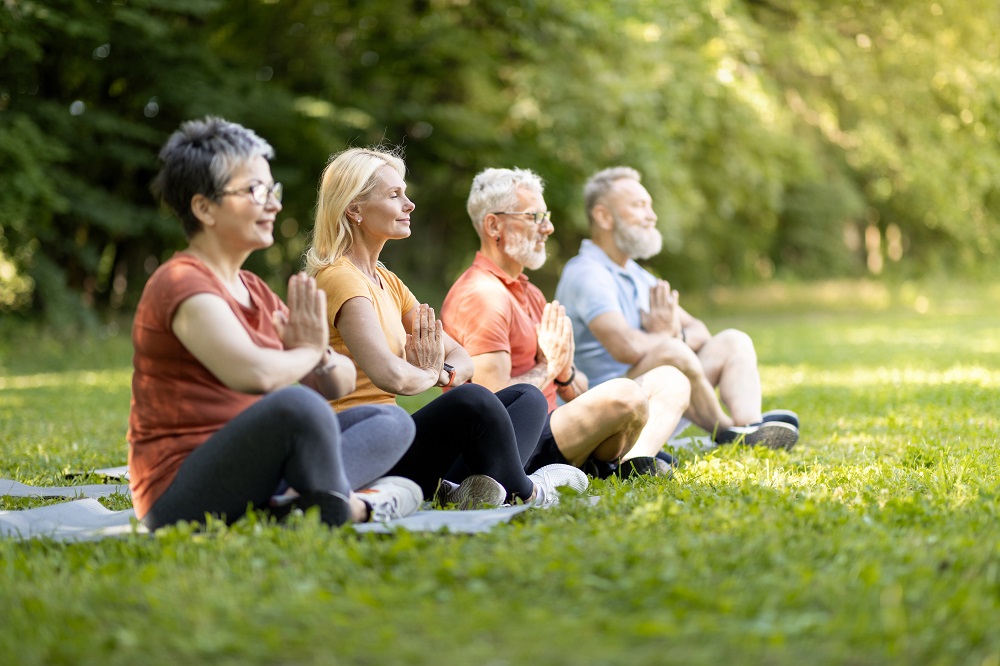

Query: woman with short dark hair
[{"left": 128, "top": 117, "right": 420, "bottom": 530}]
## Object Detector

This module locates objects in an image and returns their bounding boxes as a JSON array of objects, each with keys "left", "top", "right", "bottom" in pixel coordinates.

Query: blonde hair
[{"left": 304, "top": 146, "right": 406, "bottom": 276}]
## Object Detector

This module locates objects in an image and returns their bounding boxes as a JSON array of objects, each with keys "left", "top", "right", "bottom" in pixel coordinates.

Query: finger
[
  {"left": 271, "top": 310, "right": 287, "bottom": 339},
  {"left": 287, "top": 275, "right": 300, "bottom": 313}
]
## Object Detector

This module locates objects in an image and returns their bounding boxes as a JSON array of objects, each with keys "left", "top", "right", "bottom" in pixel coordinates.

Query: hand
[
  {"left": 404, "top": 303, "right": 445, "bottom": 375},
  {"left": 536, "top": 300, "right": 573, "bottom": 380},
  {"left": 273, "top": 272, "right": 329, "bottom": 356},
  {"left": 641, "top": 281, "right": 681, "bottom": 337}
]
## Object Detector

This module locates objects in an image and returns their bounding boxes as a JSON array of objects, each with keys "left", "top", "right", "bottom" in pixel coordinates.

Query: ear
[
  {"left": 591, "top": 203, "right": 614, "bottom": 232},
  {"left": 482, "top": 213, "right": 504, "bottom": 240},
  {"left": 346, "top": 202, "right": 362, "bottom": 221},
  {"left": 190, "top": 193, "right": 216, "bottom": 228}
]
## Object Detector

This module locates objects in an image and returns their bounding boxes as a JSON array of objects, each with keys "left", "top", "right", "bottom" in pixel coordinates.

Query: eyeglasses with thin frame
[
  {"left": 491, "top": 210, "right": 552, "bottom": 225},
  {"left": 220, "top": 182, "right": 283, "bottom": 206}
]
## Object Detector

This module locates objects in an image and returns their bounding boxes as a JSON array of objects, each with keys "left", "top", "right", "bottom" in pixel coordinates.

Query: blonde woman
[{"left": 305, "top": 147, "right": 587, "bottom": 508}]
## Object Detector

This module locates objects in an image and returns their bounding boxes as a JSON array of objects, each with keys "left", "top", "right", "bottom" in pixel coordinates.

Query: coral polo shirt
[{"left": 441, "top": 252, "right": 557, "bottom": 412}]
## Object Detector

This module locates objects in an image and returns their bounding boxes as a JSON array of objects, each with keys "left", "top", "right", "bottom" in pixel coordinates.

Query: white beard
[
  {"left": 505, "top": 232, "right": 547, "bottom": 270},
  {"left": 613, "top": 215, "right": 663, "bottom": 260}
]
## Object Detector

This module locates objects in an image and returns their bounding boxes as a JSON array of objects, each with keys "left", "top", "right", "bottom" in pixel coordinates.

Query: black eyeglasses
[
  {"left": 220, "top": 182, "right": 283, "bottom": 206},
  {"left": 492, "top": 211, "right": 552, "bottom": 225}
]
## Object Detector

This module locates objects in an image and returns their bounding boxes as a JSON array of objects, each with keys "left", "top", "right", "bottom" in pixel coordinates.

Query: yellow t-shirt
[{"left": 315, "top": 256, "right": 418, "bottom": 411}]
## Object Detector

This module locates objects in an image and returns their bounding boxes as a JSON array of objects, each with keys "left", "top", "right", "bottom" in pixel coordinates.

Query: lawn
[{"left": 1, "top": 279, "right": 998, "bottom": 665}]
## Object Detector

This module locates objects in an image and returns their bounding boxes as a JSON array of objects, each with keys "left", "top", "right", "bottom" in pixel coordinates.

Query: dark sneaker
[
  {"left": 357, "top": 476, "right": 423, "bottom": 522},
  {"left": 762, "top": 409, "right": 799, "bottom": 429},
  {"left": 715, "top": 421, "right": 799, "bottom": 451},
  {"left": 583, "top": 457, "right": 618, "bottom": 479},
  {"left": 616, "top": 456, "right": 674, "bottom": 480},
  {"left": 655, "top": 450, "right": 678, "bottom": 467},
  {"left": 435, "top": 474, "right": 506, "bottom": 510}
]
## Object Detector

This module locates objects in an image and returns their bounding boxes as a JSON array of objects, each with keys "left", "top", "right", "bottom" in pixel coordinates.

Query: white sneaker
[
  {"left": 527, "top": 464, "right": 589, "bottom": 507},
  {"left": 435, "top": 475, "right": 507, "bottom": 510},
  {"left": 357, "top": 476, "right": 423, "bottom": 522}
]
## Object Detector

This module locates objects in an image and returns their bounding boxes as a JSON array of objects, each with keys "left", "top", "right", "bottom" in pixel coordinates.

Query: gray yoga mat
[
  {"left": 1, "top": 498, "right": 537, "bottom": 541},
  {"left": 0, "top": 479, "right": 130, "bottom": 499},
  {"left": 354, "top": 504, "right": 534, "bottom": 534},
  {"left": 0, "top": 499, "right": 144, "bottom": 542}
]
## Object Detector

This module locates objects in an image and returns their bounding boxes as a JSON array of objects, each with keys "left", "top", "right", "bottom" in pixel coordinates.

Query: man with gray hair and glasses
[
  {"left": 554, "top": 166, "right": 800, "bottom": 450},
  {"left": 441, "top": 167, "right": 692, "bottom": 479}
]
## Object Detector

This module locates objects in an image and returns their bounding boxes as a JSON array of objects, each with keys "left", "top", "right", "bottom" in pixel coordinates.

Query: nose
[
  {"left": 404, "top": 196, "right": 415, "bottom": 213},
  {"left": 265, "top": 194, "right": 282, "bottom": 213}
]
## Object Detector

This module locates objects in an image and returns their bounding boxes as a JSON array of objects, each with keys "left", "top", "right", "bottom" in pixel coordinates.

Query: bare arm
[
  {"left": 298, "top": 346, "right": 357, "bottom": 399},
  {"left": 337, "top": 298, "right": 441, "bottom": 396},
  {"left": 173, "top": 273, "right": 329, "bottom": 394}
]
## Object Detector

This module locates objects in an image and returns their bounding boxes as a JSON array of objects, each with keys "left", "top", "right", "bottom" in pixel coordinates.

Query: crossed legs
[{"left": 547, "top": 366, "right": 690, "bottom": 467}]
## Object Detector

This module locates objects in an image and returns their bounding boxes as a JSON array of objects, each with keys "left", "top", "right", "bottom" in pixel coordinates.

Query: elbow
[{"left": 607, "top": 341, "right": 643, "bottom": 367}]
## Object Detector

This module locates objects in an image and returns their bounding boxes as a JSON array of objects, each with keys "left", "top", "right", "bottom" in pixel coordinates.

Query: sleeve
[
  {"left": 315, "top": 263, "right": 373, "bottom": 323},
  {"left": 146, "top": 259, "right": 224, "bottom": 331},
  {"left": 441, "top": 277, "right": 513, "bottom": 357},
  {"left": 557, "top": 259, "right": 622, "bottom": 326}
]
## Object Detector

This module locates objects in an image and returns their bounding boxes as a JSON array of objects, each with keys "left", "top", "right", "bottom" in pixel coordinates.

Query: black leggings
[
  {"left": 387, "top": 382, "right": 547, "bottom": 502},
  {"left": 142, "top": 386, "right": 415, "bottom": 530}
]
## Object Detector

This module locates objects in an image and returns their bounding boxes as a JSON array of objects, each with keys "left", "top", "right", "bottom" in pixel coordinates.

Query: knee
[
  {"left": 267, "top": 386, "right": 338, "bottom": 435},
  {"left": 643, "top": 366, "right": 692, "bottom": 410},
  {"left": 376, "top": 404, "right": 417, "bottom": 442},
  {"left": 714, "top": 328, "right": 757, "bottom": 362},
  {"left": 600, "top": 378, "right": 649, "bottom": 427}
]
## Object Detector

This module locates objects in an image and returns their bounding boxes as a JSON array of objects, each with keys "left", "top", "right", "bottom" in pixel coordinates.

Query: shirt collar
[
  {"left": 579, "top": 239, "right": 635, "bottom": 277},
  {"left": 472, "top": 251, "right": 530, "bottom": 287}
]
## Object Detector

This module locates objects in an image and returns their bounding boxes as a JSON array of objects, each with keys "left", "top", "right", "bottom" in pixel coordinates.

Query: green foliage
[
  {"left": 2, "top": 280, "right": 1000, "bottom": 664},
  {"left": 3, "top": 0, "right": 1000, "bottom": 316}
]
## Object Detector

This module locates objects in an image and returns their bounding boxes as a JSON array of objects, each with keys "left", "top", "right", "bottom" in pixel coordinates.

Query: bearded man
[
  {"left": 554, "top": 167, "right": 800, "bottom": 449},
  {"left": 441, "top": 168, "right": 692, "bottom": 478}
]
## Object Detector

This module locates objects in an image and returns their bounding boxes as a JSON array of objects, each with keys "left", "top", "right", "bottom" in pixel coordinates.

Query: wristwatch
[{"left": 442, "top": 363, "right": 456, "bottom": 388}]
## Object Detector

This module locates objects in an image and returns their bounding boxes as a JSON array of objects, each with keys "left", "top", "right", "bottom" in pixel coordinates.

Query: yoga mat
[
  {"left": 354, "top": 503, "right": 534, "bottom": 534},
  {"left": 0, "top": 479, "right": 131, "bottom": 499},
  {"left": 0, "top": 499, "right": 144, "bottom": 542}
]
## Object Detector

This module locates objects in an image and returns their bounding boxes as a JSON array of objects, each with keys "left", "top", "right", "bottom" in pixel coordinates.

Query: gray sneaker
[
  {"left": 357, "top": 476, "right": 423, "bottom": 522},
  {"left": 527, "top": 464, "right": 589, "bottom": 507},
  {"left": 715, "top": 421, "right": 799, "bottom": 451},
  {"left": 435, "top": 475, "right": 506, "bottom": 510}
]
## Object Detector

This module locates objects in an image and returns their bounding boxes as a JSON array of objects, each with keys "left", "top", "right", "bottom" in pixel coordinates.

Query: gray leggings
[{"left": 142, "top": 385, "right": 415, "bottom": 530}]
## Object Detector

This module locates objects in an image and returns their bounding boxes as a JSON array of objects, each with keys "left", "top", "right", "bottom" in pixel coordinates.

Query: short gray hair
[
  {"left": 583, "top": 166, "right": 642, "bottom": 225},
  {"left": 152, "top": 117, "right": 274, "bottom": 238},
  {"left": 466, "top": 167, "right": 545, "bottom": 234}
]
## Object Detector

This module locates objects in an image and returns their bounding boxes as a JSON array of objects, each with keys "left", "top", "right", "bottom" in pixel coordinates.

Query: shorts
[{"left": 524, "top": 412, "right": 569, "bottom": 473}]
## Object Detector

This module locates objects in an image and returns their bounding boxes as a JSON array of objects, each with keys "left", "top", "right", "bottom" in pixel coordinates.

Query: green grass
[{"left": 2, "top": 279, "right": 999, "bottom": 665}]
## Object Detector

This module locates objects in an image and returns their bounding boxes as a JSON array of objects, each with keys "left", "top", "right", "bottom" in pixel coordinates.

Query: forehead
[
  {"left": 609, "top": 178, "right": 651, "bottom": 204},
  {"left": 377, "top": 164, "right": 405, "bottom": 189},
  {"left": 514, "top": 185, "right": 546, "bottom": 209},
  {"left": 227, "top": 154, "right": 272, "bottom": 183}
]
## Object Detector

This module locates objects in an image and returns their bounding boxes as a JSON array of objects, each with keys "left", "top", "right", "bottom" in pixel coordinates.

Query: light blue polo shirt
[{"left": 554, "top": 239, "right": 658, "bottom": 387}]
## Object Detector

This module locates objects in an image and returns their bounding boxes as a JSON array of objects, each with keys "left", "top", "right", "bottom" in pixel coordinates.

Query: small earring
[{"left": 356, "top": 216, "right": 362, "bottom": 225}]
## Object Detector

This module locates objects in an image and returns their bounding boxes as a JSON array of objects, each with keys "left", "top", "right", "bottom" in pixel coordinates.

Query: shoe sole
[
  {"left": 446, "top": 475, "right": 506, "bottom": 510},
  {"left": 741, "top": 422, "right": 799, "bottom": 451}
]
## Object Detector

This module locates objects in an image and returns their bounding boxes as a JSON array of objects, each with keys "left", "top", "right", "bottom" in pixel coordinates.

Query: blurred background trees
[{"left": 2, "top": 0, "right": 998, "bottom": 326}]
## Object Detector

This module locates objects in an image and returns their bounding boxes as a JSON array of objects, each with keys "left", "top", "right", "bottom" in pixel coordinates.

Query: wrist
[
  {"left": 313, "top": 346, "right": 337, "bottom": 376},
  {"left": 554, "top": 366, "right": 576, "bottom": 387}
]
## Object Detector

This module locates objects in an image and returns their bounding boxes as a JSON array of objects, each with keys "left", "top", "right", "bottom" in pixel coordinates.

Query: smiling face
[
  {"left": 500, "top": 186, "right": 552, "bottom": 270},
  {"left": 605, "top": 178, "right": 662, "bottom": 260},
  {"left": 356, "top": 165, "right": 415, "bottom": 242},
  {"left": 205, "top": 154, "right": 282, "bottom": 252}
]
